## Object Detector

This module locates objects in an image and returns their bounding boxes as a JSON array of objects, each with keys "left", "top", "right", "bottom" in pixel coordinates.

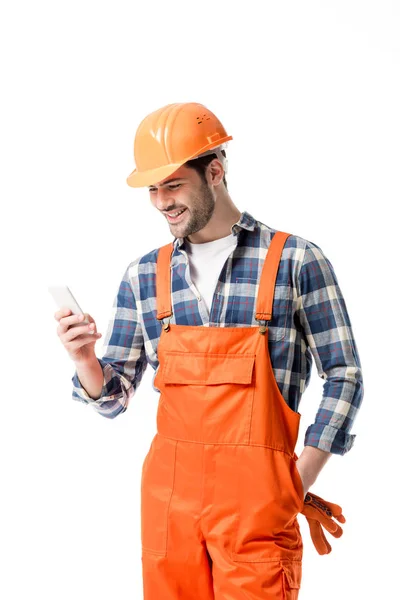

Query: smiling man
[
  {"left": 147, "top": 155, "right": 239, "bottom": 241},
  {"left": 70, "top": 102, "right": 364, "bottom": 599}
]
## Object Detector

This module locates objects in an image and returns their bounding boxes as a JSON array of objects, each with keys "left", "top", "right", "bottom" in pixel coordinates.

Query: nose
[{"left": 153, "top": 188, "right": 176, "bottom": 212}]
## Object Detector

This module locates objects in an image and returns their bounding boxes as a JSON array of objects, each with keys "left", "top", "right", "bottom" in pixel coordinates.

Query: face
[{"left": 148, "top": 165, "right": 216, "bottom": 239}]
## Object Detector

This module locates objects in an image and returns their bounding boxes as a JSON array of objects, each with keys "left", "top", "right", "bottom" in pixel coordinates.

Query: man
[{"left": 56, "top": 102, "right": 363, "bottom": 599}]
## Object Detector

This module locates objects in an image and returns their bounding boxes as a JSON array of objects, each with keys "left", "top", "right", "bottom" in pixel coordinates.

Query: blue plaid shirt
[{"left": 71, "top": 211, "right": 363, "bottom": 455}]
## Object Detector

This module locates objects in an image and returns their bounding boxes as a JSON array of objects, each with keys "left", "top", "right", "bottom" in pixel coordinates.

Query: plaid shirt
[{"left": 71, "top": 211, "right": 363, "bottom": 455}]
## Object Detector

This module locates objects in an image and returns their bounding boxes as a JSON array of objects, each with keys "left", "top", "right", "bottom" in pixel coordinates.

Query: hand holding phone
[
  {"left": 48, "top": 286, "right": 90, "bottom": 326},
  {"left": 49, "top": 285, "right": 102, "bottom": 364}
]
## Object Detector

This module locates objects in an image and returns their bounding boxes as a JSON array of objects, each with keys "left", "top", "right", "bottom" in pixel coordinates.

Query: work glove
[{"left": 300, "top": 491, "right": 346, "bottom": 555}]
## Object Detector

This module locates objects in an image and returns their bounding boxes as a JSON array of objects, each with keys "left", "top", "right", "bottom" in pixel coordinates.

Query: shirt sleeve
[
  {"left": 296, "top": 241, "right": 364, "bottom": 455},
  {"left": 71, "top": 263, "right": 147, "bottom": 418}
]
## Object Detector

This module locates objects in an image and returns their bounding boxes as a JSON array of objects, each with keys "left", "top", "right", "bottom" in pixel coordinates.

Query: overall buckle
[
  {"left": 255, "top": 314, "right": 270, "bottom": 335},
  {"left": 162, "top": 317, "right": 171, "bottom": 332}
]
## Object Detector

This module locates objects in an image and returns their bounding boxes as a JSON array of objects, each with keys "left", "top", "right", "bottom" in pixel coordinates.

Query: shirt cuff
[
  {"left": 71, "top": 362, "right": 122, "bottom": 404},
  {"left": 304, "top": 423, "right": 356, "bottom": 455}
]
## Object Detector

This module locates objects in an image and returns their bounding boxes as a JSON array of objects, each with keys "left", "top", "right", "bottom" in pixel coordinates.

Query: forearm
[
  {"left": 296, "top": 445, "right": 332, "bottom": 496},
  {"left": 75, "top": 356, "right": 104, "bottom": 400},
  {"left": 297, "top": 240, "right": 364, "bottom": 456}
]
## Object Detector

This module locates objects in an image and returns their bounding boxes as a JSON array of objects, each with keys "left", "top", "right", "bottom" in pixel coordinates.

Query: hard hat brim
[{"left": 126, "top": 162, "right": 185, "bottom": 188}]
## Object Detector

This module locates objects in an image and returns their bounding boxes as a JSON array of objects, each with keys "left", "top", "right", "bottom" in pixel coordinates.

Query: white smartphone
[{"left": 48, "top": 285, "right": 91, "bottom": 329}]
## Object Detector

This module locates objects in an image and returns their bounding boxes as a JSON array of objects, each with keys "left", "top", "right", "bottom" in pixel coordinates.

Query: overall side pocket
[
  {"left": 281, "top": 559, "right": 302, "bottom": 599},
  {"left": 140, "top": 435, "right": 177, "bottom": 556}
]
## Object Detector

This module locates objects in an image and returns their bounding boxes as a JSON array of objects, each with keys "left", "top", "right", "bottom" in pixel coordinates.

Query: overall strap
[
  {"left": 155, "top": 231, "right": 291, "bottom": 332},
  {"left": 156, "top": 242, "right": 174, "bottom": 323},
  {"left": 255, "top": 231, "right": 292, "bottom": 332}
]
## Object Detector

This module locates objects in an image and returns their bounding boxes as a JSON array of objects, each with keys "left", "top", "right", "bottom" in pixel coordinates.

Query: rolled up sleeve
[
  {"left": 71, "top": 264, "right": 147, "bottom": 419},
  {"left": 296, "top": 241, "right": 364, "bottom": 455}
]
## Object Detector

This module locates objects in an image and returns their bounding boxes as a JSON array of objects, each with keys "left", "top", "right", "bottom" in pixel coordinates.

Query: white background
[{"left": 1, "top": 1, "right": 399, "bottom": 598}]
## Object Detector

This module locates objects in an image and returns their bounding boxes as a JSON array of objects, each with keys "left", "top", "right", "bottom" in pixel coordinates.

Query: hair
[{"left": 184, "top": 149, "right": 228, "bottom": 190}]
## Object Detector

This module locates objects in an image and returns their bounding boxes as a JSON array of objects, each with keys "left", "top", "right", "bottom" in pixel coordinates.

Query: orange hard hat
[{"left": 126, "top": 102, "right": 232, "bottom": 188}]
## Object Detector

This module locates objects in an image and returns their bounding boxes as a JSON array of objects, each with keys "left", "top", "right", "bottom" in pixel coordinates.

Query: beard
[{"left": 172, "top": 180, "right": 216, "bottom": 238}]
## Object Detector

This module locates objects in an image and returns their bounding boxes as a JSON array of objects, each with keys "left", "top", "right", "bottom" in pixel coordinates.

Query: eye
[{"left": 168, "top": 184, "right": 181, "bottom": 190}]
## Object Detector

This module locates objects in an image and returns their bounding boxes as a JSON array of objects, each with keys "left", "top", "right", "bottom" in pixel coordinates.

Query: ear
[{"left": 207, "top": 158, "right": 225, "bottom": 187}]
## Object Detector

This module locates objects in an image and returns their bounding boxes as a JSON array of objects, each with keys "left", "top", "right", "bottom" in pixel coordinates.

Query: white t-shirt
[{"left": 185, "top": 232, "right": 238, "bottom": 314}]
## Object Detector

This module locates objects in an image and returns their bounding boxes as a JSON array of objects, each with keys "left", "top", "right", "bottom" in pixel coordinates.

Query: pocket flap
[
  {"left": 281, "top": 559, "right": 302, "bottom": 589},
  {"left": 162, "top": 352, "right": 255, "bottom": 385}
]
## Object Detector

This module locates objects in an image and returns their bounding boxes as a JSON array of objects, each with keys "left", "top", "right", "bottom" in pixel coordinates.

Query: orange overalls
[{"left": 140, "top": 231, "right": 305, "bottom": 599}]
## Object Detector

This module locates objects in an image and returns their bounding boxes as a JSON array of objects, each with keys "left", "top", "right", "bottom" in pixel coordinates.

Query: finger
[
  {"left": 301, "top": 505, "right": 340, "bottom": 534},
  {"left": 54, "top": 307, "right": 72, "bottom": 321},
  {"left": 317, "top": 499, "right": 345, "bottom": 522},
  {"left": 325, "top": 523, "right": 343, "bottom": 539},
  {"left": 336, "top": 513, "right": 346, "bottom": 524},
  {"left": 58, "top": 314, "right": 92, "bottom": 334},
  {"left": 309, "top": 508, "right": 342, "bottom": 537},
  {"left": 62, "top": 322, "right": 97, "bottom": 342},
  {"left": 65, "top": 333, "right": 102, "bottom": 351},
  {"left": 309, "top": 519, "right": 332, "bottom": 555},
  {"left": 58, "top": 315, "right": 78, "bottom": 335}
]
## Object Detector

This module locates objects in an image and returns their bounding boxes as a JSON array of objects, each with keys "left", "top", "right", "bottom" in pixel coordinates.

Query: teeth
[{"left": 168, "top": 209, "right": 185, "bottom": 217}]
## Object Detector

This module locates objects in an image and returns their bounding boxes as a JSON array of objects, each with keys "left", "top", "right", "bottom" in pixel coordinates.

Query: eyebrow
[{"left": 148, "top": 178, "right": 185, "bottom": 189}]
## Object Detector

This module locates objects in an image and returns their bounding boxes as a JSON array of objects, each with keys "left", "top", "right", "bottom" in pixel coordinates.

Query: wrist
[
  {"left": 296, "top": 446, "right": 332, "bottom": 492},
  {"left": 74, "top": 354, "right": 99, "bottom": 369}
]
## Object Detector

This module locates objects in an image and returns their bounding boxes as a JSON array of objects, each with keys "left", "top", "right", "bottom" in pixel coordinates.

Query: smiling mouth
[{"left": 165, "top": 208, "right": 187, "bottom": 222}]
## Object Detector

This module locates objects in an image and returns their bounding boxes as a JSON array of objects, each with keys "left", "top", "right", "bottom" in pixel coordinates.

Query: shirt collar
[{"left": 173, "top": 210, "right": 257, "bottom": 250}]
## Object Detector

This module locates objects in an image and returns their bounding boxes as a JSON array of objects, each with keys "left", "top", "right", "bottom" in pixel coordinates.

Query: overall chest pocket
[
  {"left": 157, "top": 351, "right": 256, "bottom": 444},
  {"left": 233, "top": 277, "right": 292, "bottom": 340}
]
